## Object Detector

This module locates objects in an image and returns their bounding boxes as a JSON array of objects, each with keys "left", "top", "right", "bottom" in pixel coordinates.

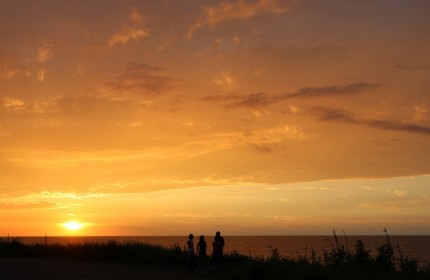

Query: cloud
[
  {"left": 129, "top": 7, "right": 144, "bottom": 24},
  {"left": 312, "top": 107, "right": 357, "bottom": 123},
  {"left": 157, "top": 34, "right": 175, "bottom": 52},
  {"left": 0, "top": 66, "right": 19, "bottom": 79},
  {"left": 0, "top": 191, "right": 110, "bottom": 211},
  {"left": 188, "top": 0, "right": 294, "bottom": 38},
  {"left": 286, "top": 83, "right": 380, "bottom": 99},
  {"left": 227, "top": 92, "right": 271, "bottom": 107},
  {"left": 212, "top": 71, "right": 235, "bottom": 93},
  {"left": 0, "top": 96, "right": 25, "bottom": 110},
  {"left": 410, "top": 103, "right": 428, "bottom": 123},
  {"left": 313, "top": 107, "right": 430, "bottom": 136},
  {"left": 244, "top": 125, "right": 309, "bottom": 153},
  {"left": 394, "top": 63, "right": 430, "bottom": 71},
  {"left": 367, "top": 119, "right": 430, "bottom": 135},
  {"left": 109, "top": 7, "right": 150, "bottom": 46},
  {"left": 393, "top": 189, "right": 406, "bottom": 198},
  {"left": 107, "top": 63, "right": 175, "bottom": 95},
  {"left": 109, "top": 25, "right": 150, "bottom": 46},
  {"left": 0, "top": 193, "right": 58, "bottom": 210},
  {"left": 37, "top": 69, "right": 46, "bottom": 82},
  {"left": 0, "top": 94, "right": 140, "bottom": 127},
  {"left": 232, "top": 35, "right": 240, "bottom": 45},
  {"left": 0, "top": 96, "right": 58, "bottom": 115},
  {"left": 38, "top": 43, "right": 53, "bottom": 63},
  {"left": 0, "top": 201, "right": 56, "bottom": 210},
  {"left": 202, "top": 82, "right": 380, "bottom": 108}
]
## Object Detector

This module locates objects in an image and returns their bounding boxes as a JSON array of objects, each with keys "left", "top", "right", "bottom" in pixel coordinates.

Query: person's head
[
  {"left": 199, "top": 235, "right": 205, "bottom": 241},
  {"left": 189, "top": 234, "right": 194, "bottom": 239},
  {"left": 216, "top": 231, "right": 221, "bottom": 237}
]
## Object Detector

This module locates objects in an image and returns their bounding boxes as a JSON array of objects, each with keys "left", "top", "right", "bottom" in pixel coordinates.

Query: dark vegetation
[{"left": 1, "top": 229, "right": 429, "bottom": 280}]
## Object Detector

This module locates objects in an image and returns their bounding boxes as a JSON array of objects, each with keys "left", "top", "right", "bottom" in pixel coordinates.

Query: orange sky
[{"left": 1, "top": 0, "right": 430, "bottom": 236}]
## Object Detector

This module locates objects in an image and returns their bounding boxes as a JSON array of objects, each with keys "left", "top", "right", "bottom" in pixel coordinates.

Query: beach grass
[{"left": 1, "top": 231, "right": 429, "bottom": 280}]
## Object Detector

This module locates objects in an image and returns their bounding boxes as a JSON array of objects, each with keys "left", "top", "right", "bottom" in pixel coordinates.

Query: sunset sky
[{"left": 1, "top": 0, "right": 430, "bottom": 236}]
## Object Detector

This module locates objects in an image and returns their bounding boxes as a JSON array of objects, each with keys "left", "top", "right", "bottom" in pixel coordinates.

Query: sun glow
[{"left": 62, "top": 221, "right": 83, "bottom": 231}]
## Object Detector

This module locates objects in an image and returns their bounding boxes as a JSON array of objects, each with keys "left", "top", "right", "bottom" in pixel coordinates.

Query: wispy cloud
[
  {"left": 410, "top": 103, "right": 429, "bottom": 123},
  {"left": 244, "top": 125, "right": 309, "bottom": 153},
  {"left": 0, "top": 96, "right": 57, "bottom": 115},
  {"left": 312, "top": 107, "right": 357, "bottom": 123},
  {"left": 0, "top": 96, "right": 25, "bottom": 110},
  {"left": 109, "top": 26, "right": 149, "bottom": 46},
  {"left": 202, "top": 82, "right": 380, "bottom": 108},
  {"left": 0, "top": 66, "right": 19, "bottom": 79},
  {"left": 287, "top": 83, "right": 380, "bottom": 99},
  {"left": 37, "top": 43, "right": 53, "bottom": 63},
  {"left": 313, "top": 107, "right": 430, "bottom": 136},
  {"left": 109, "top": 7, "right": 150, "bottom": 46},
  {"left": 367, "top": 119, "right": 430, "bottom": 135},
  {"left": 212, "top": 71, "right": 235, "bottom": 93},
  {"left": 393, "top": 189, "right": 406, "bottom": 198},
  {"left": 129, "top": 7, "right": 144, "bottom": 24},
  {"left": 160, "top": 211, "right": 254, "bottom": 219},
  {"left": 394, "top": 63, "right": 430, "bottom": 71},
  {"left": 0, "top": 201, "right": 56, "bottom": 210},
  {"left": 107, "top": 63, "right": 175, "bottom": 95},
  {"left": 157, "top": 34, "right": 175, "bottom": 52},
  {"left": 188, "top": 0, "right": 294, "bottom": 38},
  {"left": 0, "top": 191, "right": 109, "bottom": 211},
  {"left": 37, "top": 69, "right": 46, "bottom": 82}
]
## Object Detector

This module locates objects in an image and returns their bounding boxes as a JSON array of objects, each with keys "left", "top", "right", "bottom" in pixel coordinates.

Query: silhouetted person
[
  {"left": 186, "top": 234, "right": 196, "bottom": 270},
  {"left": 197, "top": 235, "right": 208, "bottom": 267},
  {"left": 197, "top": 235, "right": 207, "bottom": 256},
  {"left": 216, "top": 231, "right": 225, "bottom": 254},
  {"left": 212, "top": 231, "right": 225, "bottom": 266}
]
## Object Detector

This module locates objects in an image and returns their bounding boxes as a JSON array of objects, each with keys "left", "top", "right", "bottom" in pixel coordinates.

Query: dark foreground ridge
[{"left": 1, "top": 231, "right": 429, "bottom": 280}]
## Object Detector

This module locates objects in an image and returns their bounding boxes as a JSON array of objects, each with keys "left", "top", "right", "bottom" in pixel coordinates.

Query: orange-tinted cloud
[
  {"left": 37, "top": 43, "right": 53, "bottom": 63},
  {"left": 109, "top": 26, "right": 149, "bottom": 46},
  {"left": 0, "top": 66, "right": 19, "bottom": 79},
  {"left": 0, "top": 201, "right": 56, "bottom": 210},
  {"left": 37, "top": 69, "right": 46, "bottom": 82},
  {"left": 313, "top": 107, "right": 430, "bottom": 136},
  {"left": 202, "top": 82, "right": 380, "bottom": 108},
  {"left": 109, "top": 7, "right": 150, "bottom": 46},
  {"left": 188, "top": 0, "right": 294, "bottom": 38},
  {"left": 394, "top": 63, "right": 430, "bottom": 71},
  {"left": 129, "top": 7, "right": 144, "bottom": 24},
  {"left": 106, "top": 63, "right": 176, "bottom": 95},
  {"left": 0, "top": 97, "right": 25, "bottom": 110}
]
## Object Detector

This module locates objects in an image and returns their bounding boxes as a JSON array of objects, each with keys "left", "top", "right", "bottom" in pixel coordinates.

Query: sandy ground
[{"left": 0, "top": 257, "right": 204, "bottom": 280}]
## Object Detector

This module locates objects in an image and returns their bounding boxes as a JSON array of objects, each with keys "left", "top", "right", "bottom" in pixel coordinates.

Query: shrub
[{"left": 1, "top": 231, "right": 430, "bottom": 280}]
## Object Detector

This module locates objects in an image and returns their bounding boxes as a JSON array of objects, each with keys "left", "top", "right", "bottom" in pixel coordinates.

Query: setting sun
[{"left": 62, "top": 221, "right": 83, "bottom": 231}]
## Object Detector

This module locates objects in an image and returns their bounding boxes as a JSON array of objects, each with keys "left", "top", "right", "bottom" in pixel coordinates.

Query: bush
[{"left": 1, "top": 231, "right": 429, "bottom": 280}]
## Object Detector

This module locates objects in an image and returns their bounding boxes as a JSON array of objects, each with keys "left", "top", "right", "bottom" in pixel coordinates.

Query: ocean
[{"left": 8, "top": 235, "right": 430, "bottom": 265}]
